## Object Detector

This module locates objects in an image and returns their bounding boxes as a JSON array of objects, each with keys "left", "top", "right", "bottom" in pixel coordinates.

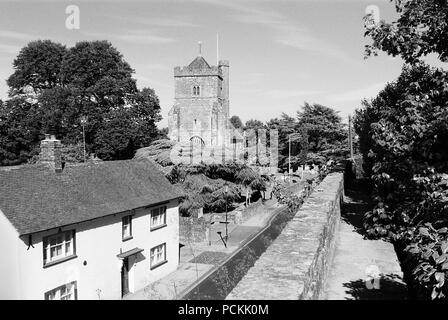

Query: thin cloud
[
  {"left": 0, "top": 44, "right": 21, "bottom": 54},
  {"left": 264, "top": 89, "right": 322, "bottom": 99},
  {"left": 134, "top": 73, "right": 171, "bottom": 89},
  {"left": 138, "top": 63, "right": 171, "bottom": 71},
  {"left": 0, "top": 30, "right": 37, "bottom": 41},
  {"left": 105, "top": 14, "right": 200, "bottom": 28},
  {"left": 84, "top": 30, "right": 175, "bottom": 44},
  {"left": 326, "top": 82, "right": 387, "bottom": 102},
  {"left": 198, "top": 0, "right": 355, "bottom": 63}
]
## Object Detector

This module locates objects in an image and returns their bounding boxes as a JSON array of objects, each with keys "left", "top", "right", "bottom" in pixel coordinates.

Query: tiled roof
[
  {"left": 0, "top": 159, "right": 183, "bottom": 235},
  {"left": 188, "top": 56, "right": 211, "bottom": 70}
]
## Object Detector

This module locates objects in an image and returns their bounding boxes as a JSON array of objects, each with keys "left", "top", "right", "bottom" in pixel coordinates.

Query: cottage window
[
  {"left": 43, "top": 230, "right": 75, "bottom": 266},
  {"left": 150, "top": 206, "right": 167, "bottom": 230},
  {"left": 122, "top": 215, "right": 132, "bottom": 240},
  {"left": 150, "top": 243, "right": 166, "bottom": 269},
  {"left": 45, "top": 281, "right": 77, "bottom": 300}
]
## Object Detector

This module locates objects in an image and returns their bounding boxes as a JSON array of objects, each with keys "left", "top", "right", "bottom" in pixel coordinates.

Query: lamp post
[
  {"left": 217, "top": 231, "right": 227, "bottom": 248},
  {"left": 288, "top": 133, "right": 302, "bottom": 180},
  {"left": 80, "top": 116, "right": 87, "bottom": 162},
  {"left": 348, "top": 115, "right": 354, "bottom": 159},
  {"left": 288, "top": 134, "right": 291, "bottom": 179},
  {"left": 224, "top": 182, "right": 229, "bottom": 242}
]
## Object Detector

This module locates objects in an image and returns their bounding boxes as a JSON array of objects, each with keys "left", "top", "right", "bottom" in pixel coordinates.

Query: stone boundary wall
[
  {"left": 226, "top": 173, "right": 344, "bottom": 300},
  {"left": 211, "top": 199, "right": 268, "bottom": 225},
  {"left": 210, "top": 211, "right": 239, "bottom": 224},
  {"left": 179, "top": 216, "right": 209, "bottom": 243}
]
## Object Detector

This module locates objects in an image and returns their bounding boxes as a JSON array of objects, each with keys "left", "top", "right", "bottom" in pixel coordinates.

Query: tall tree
[
  {"left": 365, "top": 0, "right": 448, "bottom": 64},
  {"left": 267, "top": 113, "right": 298, "bottom": 170},
  {"left": 0, "top": 97, "right": 43, "bottom": 165},
  {"left": 7, "top": 40, "right": 67, "bottom": 96},
  {"left": 230, "top": 115, "right": 243, "bottom": 129},
  {"left": 359, "top": 0, "right": 448, "bottom": 299},
  {"left": 296, "top": 102, "right": 348, "bottom": 165},
  {"left": 0, "top": 40, "right": 163, "bottom": 165}
]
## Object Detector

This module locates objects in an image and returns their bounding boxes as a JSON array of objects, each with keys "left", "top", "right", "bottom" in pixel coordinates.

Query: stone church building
[{"left": 168, "top": 52, "right": 231, "bottom": 146}]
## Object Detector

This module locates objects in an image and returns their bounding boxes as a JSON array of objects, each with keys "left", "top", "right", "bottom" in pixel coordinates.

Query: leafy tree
[
  {"left": 0, "top": 97, "right": 43, "bottom": 165},
  {"left": 244, "top": 119, "right": 265, "bottom": 132},
  {"left": 229, "top": 115, "right": 243, "bottom": 129},
  {"left": 128, "top": 87, "right": 163, "bottom": 146},
  {"left": 162, "top": 161, "right": 267, "bottom": 216},
  {"left": 364, "top": 0, "right": 448, "bottom": 64},
  {"left": 0, "top": 40, "right": 163, "bottom": 165},
  {"left": 361, "top": 64, "right": 448, "bottom": 239},
  {"left": 7, "top": 40, "right": 67, "bottom": 96},
  {"left": 158, "top": 127, "right": 169, "bottom": 139},
  {"left": 297, "top": 102, "right": 348, "bottom": 164},
  {"left": 236, "top": 166, "right": 266, "bottom": 205},
  {"left": 358, "top": 0, "right": 448, "bottom": 299},
  {"left": 267, "top": 113, "right": 297, "bottom": 170}
]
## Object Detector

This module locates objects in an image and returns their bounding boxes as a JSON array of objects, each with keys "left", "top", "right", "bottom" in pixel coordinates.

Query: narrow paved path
[{"left": 324, "top": 185, "right": 408, "bottom": 300}]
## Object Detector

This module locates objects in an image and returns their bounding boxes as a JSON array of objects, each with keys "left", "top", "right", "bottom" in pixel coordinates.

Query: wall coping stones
[{"left": 226, "top": 172, "right": 344, "bottom": 300}]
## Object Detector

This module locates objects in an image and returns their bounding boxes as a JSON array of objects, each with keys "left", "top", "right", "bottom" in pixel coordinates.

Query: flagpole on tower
[{"left": 216, "top": 33, "right": 219, "bottom": 64}]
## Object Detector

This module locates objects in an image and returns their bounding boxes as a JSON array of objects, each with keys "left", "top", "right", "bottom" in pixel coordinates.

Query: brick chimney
[{"left": 39, "top": 134, "right": 63, "bottom": 173}]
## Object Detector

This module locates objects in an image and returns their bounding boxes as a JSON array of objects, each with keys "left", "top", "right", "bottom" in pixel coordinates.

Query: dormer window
[{"left": 193, "top": 86, "right": 200, "bottom": 96}]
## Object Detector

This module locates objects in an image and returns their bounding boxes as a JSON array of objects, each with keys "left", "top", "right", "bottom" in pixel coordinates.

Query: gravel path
[{"left": 324, "top": 189, "right": 408, "bottom": 300}]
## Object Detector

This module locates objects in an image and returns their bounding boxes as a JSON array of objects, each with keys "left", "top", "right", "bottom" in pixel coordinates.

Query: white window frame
[
  {"left": 45, "top": 281, "right": 77, "bottom": 300},
  {"left": 193, "top": 85, "right": 200, "bottom": 96},
  {"left": 43, "top": 230, "right": 76, "bottom": 266},
  {"left": 122, "top": 215, "right": 132, "bottom": 240},
  {"left": 150, "top": 206, "right": 167, "bottom": 231},
  {"left": 150, "top": 243, "right": 166, "bottom": 269}
]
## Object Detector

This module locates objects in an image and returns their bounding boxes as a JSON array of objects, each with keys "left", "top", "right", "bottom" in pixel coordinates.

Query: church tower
[{"left": 168, "top": 44, "right": 230, "bottom": 146}]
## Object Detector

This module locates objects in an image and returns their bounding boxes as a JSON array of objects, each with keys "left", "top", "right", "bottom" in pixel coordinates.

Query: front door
[{"left": 121, "top": 258, "right": 129, "bottom": 297}]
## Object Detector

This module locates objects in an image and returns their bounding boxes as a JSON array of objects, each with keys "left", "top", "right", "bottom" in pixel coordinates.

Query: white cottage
[{"left": 0, "top": 135, "right": 182, "bottom": 300}]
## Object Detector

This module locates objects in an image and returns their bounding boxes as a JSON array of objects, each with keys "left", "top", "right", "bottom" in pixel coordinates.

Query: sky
[{"left": 0, "top": 0, "right": 447, "bottom": 128}]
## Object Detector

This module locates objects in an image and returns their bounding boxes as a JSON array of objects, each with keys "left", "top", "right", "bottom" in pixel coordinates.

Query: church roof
[{"left": 187, "top": 56, "right": 211, "bottom": 70}]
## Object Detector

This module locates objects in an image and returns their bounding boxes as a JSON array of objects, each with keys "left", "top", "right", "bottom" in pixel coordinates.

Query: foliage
[
  {"left": 267, "top": 104, "right": 349, "bottom": 171},
  {"left": 353, "top": 100, "right": 377, "bottom": 177},
  {"left": 232, "top": 247, "right": 257, "bottom": 282},
  {"left": 297, "top": 102, "right": 348, "bottom": 163},
  {"left": 164, "top": 162, "right": 267, "bottom": 216},
  {"left": 176, "top": 174, "right": 240, "bottom": 215},
  {"left": 267, "top": 113, "right": 297, "bottom": 170},
  {"left": 0, "top": 97, "right": 42, "bottom": 165},
  {"left": 272, "top": 180, "right": 305, "bottom": 213},
  {"left": 61, "top": 143, "right": 85, "bottom": 163},
  {"left": 360, "top": 0, "right": 448, "bottom": 299},
  {"left": 0, "top": 40, "right": 164, "bottom": 165},
  {"left": 404, "top": 224, "right": 448, "bottom": 299},
  {"left": 359, "top": 64, "right": 448, "bottom": 240},
  {"left": 134, "top": 139, "right": 176, "bottom": 167},
  {"left": 211, "top": 266, "right": 235, "bottom": 299},
  {"left": 7, "top": 40, "right": 67, "bottom": 96},
  {"left": 210, "top": 247, "right": 257, "bottom": 299},
  {"left": 229, "top": 115, "right": 243, "bottom": 129},
  {"left": 364, "top": 0, "right": 448, "bottom": 64}
]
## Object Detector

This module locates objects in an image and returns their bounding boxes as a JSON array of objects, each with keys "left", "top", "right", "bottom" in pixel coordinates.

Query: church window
[{"left": 193, "top": 86, "right": 200, "bottom": 96}]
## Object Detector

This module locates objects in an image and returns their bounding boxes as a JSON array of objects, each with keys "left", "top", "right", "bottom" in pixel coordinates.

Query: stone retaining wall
[
  {"left": 211, "top": 199, "right": 266, "bottom": 225},
  {"left": 226, "top": 172, "right": 344, "bottom": 300},
  {"left": 179, "top": 216, "right": 209, "bottom": 243}
]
